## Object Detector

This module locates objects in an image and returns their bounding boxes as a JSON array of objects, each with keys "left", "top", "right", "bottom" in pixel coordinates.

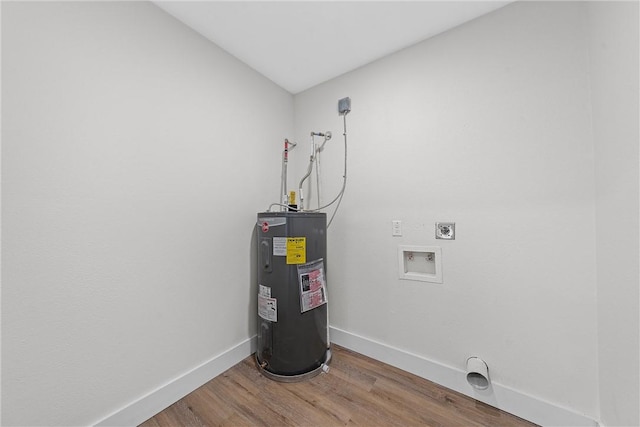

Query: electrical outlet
[
  {"left": 436, "top": 222, "right": 455, "bottom": 240},
  {"left": 392, "top": 220, "right": 402, "bottom": 236}
]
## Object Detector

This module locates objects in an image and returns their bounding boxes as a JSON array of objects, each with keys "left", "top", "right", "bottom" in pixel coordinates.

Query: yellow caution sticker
[{"left": 286, "top": 237, "right": 306, "bottom": 264}]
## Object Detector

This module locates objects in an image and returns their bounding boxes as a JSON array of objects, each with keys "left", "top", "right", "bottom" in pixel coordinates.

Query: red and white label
[{"left": 261, "top": 222, "right": 269, "bottom": 233}]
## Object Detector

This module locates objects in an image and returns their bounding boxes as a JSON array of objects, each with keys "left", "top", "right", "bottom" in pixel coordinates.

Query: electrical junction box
[
  {"left": 398, "top": 245, "right": 443, "bottom": 283},
  {"left": 338, "top": 97, "right": 351, "bottom": 115}
]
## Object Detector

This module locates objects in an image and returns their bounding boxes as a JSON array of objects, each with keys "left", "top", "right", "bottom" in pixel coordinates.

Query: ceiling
[{"left": 154, "top": 1, "right": 513, "bottom": 94}]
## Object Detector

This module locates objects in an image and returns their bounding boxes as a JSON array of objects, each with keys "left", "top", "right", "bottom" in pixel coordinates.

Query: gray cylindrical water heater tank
[{"left": 255, "top": 211, "right": 329, "bottom": 381}]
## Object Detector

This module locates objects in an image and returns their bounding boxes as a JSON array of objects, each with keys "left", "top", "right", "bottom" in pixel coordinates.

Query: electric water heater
[{"left": 255, "top": 211, "right": 330, "bottom": 381}]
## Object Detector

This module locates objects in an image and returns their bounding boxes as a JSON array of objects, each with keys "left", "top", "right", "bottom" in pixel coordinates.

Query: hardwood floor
[{"left": 140, "top": 345, "right": 537, "bottom": 427}]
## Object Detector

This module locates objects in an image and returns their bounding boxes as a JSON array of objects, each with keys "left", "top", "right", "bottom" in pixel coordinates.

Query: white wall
[
  {"left": 1, "top": 2, "right": 292, "bottom": 425},
  {"left": 295, "top": 1, "right": 600, "bottom": 420},
  {"left": 587, "top": 2, "right": 640, "bottom": 426}
]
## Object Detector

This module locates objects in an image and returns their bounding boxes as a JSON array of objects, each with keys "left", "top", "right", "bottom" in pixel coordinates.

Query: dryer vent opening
[{"left": 466, "top": 357, "right": 490, "bottom": 390}]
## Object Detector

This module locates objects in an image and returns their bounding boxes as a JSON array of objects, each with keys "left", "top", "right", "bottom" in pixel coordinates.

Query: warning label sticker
[
  {"left": 286, "top": 237, "right": 306, "bottom": 264},
  {"left": 273, "top": 237, "right": 287, "bottom": 257},
  {"left": 258, "top": 293, "right": 277, "bottom": 322},
  {"left": 298, "top": 259, "right": 327, "bottom": 313},
  {"left": 259, "top": 284, "right": 271, "bottom": 297}
]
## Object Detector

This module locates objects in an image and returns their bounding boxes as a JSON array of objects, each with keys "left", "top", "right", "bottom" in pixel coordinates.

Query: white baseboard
[
  {"left": 329, "top": 326, "right": 599, "bottom": 427},
  {"left": 93, "top": 336, "right": 257, "bottom": 427},
  {"left": 93, "top": 329, "right": 599, "bottom": 427}
]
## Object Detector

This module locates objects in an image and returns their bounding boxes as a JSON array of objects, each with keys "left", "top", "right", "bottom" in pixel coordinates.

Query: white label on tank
[
  {"left": 258, "top": 294, "right": 277, "bottom": 322},
  {"left": 273, "top": 237, "right": 287, "bottom": 256},
  {"left": 259, "top": 284, "right": 271, "bottom": 297}
]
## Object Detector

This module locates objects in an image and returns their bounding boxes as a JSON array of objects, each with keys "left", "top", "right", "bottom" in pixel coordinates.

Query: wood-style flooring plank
[{"left": 140, "top": 345, "right": 537, "bottom": 427}]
